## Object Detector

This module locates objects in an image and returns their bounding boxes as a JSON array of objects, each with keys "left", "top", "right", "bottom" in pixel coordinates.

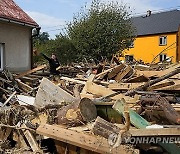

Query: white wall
[{"left": 0, "top": 21, "right": 32, "bottom": 72}]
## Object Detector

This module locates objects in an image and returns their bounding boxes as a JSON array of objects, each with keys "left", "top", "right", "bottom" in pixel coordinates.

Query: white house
[{"left": 0, "top": 0, "right": 39, "bottom": 72}]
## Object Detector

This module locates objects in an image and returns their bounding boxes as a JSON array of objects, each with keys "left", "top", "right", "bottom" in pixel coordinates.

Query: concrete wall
[{"left": 0, "top": 21, "right": 32, "bottom": 72}]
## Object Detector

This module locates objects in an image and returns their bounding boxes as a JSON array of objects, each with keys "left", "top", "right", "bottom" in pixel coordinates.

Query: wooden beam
[
  {"left": 16, "top": 64, "right": 47, "bottom": 79},
  {"left": 108, "top": 82, "right": 144, "bottom": 90},
  {"left": 36, "top": 124, "right": 137, "bottom": 154},
  {"left": 108, "top": 64, "right": 125, "bottom": 79},
  {"left": 115, "top": 66, "right": 132, "bottom": 82},
  {"left": 2, "top": 91, "right": 16, "bottom": 107},
  {"left": 16, "top": 79, "right": 33, "bottom": 93},
  {"left": 60, "top": 76, "right": 86, "bottom": 85},
  {"left": 129, "top": 128, "right": 180, "bottom": 137},
  {"left": 86, "top": 82, "right": 139, "bottom": 103},
  {"left": 147, "top": 81, "right": 175, "bottom": 91}
]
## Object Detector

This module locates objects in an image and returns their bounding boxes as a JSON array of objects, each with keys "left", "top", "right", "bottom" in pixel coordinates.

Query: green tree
[{"left": 66, "top": 0, "right": 136, "bottom": 61}]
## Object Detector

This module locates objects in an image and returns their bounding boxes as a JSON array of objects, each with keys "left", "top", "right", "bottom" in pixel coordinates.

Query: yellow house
[{"left": 121, "top": 10, "right": 180, "bottom": 63}]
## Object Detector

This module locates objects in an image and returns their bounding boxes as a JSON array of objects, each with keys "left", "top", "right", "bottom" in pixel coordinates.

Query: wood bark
[
  {"left": 92, "top": 116, "right": 120, "bottom": 139},
  {"left": 57, "top": 98, "right": 97, "bottom": 126}
]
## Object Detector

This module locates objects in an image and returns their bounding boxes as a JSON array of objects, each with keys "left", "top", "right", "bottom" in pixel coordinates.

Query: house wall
[
  {"left": 0, "top": 21, "right": 32, "bottom": 72},
  {"left": 122, "top": 33, "right": 177, "bottom": 63}
]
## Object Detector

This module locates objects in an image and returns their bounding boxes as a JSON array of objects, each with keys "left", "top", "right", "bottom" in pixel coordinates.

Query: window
[
  {"left": 0, "top": 43, "right": 4, "bottom": 71},
  {"left": 159, "top": 54, "right": 167, "bottom": 62},
  {"left": 159, "top": 36, "right": 167, "bottom": 46},
  {"left": 129, "top": 40, "right": 134, "bottom": 48},
  {"left": 125, "top": 55, "right": 134, "bottom": 62}
]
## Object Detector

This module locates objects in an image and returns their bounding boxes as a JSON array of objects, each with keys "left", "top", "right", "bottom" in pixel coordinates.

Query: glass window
[
  {"left": 125, "top": 55, "right": 134, "bottom": 62},
  {"left": 160, "top": 54, "right": 167, "bottom": 62},
  {"left": 159, "top": 36, "right": 167, "bottom": 46}
]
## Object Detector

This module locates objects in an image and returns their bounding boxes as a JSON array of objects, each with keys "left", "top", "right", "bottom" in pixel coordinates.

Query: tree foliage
[
  {"left": 66, "top": 0, "right": 135, "bottom": 60},
  {"left": 33, "top": 0, "right": 135, "bottom": 65}
]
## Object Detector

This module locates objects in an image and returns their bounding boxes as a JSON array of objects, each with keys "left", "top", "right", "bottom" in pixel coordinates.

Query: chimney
[{"left": 147, "top": 10, "right": 151, "bottom": 17}]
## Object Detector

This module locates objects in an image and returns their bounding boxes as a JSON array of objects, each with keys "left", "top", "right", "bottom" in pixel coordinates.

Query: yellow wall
[{"left": 122, "top": 33, "right": 177, "bottom": 63}]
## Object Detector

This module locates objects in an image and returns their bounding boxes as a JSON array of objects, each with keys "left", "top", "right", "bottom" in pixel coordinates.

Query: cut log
[
  {"left": 92, "top": 116, "right": 120, "bottom": 139},
  {"left": 57, "top": 98, "right": 97, "bottom": 126}
]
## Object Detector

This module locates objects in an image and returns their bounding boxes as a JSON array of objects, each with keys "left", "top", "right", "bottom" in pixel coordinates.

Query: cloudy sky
[{"left": 14, "top": 0, "right": 180, "bottom": 38}]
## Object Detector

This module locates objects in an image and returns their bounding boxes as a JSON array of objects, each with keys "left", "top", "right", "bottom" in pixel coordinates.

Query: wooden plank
[
  {"left": 60, "top": 76, "right": 86, "bottom": 85},
  {"left": 136, "top": 63, "right": 180, "bottom": 78},
  {"left": 126, "top": 75, "right": 149, "bottom": 83},
  {"left": 108, "top": 82, "right": 144, "bottom": 90},
  {"left": 86, "top": 82, "right": 116, "bottom": 97},
  {"left": 95, "top": 67, "right": 114, "bottom": 78},
  {"left": 147, "top": 81, "right": 175, "bottom": 91},
  {"left": 23, "top": 130, "right": 41, "bottom": 152},
  {"left": 108, "top": 64, "right": 125, "bottom": 79},
  {"left": 16, "top": 64, "right": 47, "bottom": 79},
  {"left": 115, "top": 66, "right": 132, "bottom": 82},
  {"left": 81, "top": 74, "right": 96, "bottom": 95},
  {"left": 156, "top": 83, "right": 180, "bottom": 91},
  {"left": 2, "top": 91, "right": 16, "bottom": 107},
  {"left": 16, "top": 79, "right": 33, "bottom": 93},
  {"left": 129, "top": 128, "right": 180, "bottom": 137},
  {"left": 86, "top": 82, "right": 139, "bottom": 103},
  {"left": 34, "top": 78, "right": 75, "bottom": 108},
  {"left": 36, "top": 124, "right": 136, "bottom": 154}
]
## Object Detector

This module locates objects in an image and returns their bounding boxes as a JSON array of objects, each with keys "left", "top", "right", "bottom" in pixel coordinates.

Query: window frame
[
  {"left": 125, "top": 55, "right": 134, "bottom": 62},
  {"left": 129, "top": 40, "right": 134, "bottom": 48},
  {"left": 159, "top": 53, "right": 167, "bottom": 62},
  {"left": 159, "top": 36, "right": 167, "bottom": 46}
]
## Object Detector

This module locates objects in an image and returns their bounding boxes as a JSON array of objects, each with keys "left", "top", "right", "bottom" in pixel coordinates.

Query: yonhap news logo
[{"left": 108, "top": 133, "right": 180, "bottom": 145}]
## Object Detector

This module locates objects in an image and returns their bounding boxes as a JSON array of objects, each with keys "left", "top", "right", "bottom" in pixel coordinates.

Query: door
[{"left": 0, "top": 43, "right": 4, "bottom": 71}]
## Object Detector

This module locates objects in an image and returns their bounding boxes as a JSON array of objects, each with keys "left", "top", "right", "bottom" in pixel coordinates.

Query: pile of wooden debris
[{"left": 0, "top": 63, "right": 180, "bottom": 154}]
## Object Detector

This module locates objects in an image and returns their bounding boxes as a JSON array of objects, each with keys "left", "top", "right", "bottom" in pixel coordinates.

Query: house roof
[
  {"left": 0, "top": 0, "right": 38, "bottom": 27},
  {"left": 132, "top": 10, "right": 180, "bottom": 36}
]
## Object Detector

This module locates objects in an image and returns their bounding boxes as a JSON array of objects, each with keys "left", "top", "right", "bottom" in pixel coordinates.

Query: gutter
[{"left": 0, "top": 17, "right": 39, "bottom": 28}]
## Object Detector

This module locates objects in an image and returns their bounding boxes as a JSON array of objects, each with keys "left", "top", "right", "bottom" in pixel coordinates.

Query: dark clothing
[{"left": 42, "top": 53, "right": 60, "bottom": 75}]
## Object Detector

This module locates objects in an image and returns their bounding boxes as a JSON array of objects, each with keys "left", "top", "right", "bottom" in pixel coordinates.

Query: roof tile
[
  {"left": 0, "top": 0, "right": 38, "bottom": 27},
  {"left": 132, "top": 10, "right": 180, "bottom": 36}
]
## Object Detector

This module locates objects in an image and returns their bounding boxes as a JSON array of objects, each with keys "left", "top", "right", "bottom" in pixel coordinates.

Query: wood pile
[{"left": 0, "top": 63, "right": 180, "bottom": 154}]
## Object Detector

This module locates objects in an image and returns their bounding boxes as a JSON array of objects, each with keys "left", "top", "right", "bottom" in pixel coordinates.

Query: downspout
[
  {"left": 30, "top": 27, "right": 41, "bottom": 69},
  {"left": 176, "top": 25, "right": 180, "bottom": 62}
]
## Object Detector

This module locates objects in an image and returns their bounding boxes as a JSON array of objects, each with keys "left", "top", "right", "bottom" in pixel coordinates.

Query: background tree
[{"left": 66, "top": 0, "right": 136, "bottom": 61}]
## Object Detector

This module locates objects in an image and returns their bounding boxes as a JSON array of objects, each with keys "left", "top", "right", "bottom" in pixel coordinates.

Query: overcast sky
[{"left": 14, "top": 0, "right": 180, "bottom": 38}]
